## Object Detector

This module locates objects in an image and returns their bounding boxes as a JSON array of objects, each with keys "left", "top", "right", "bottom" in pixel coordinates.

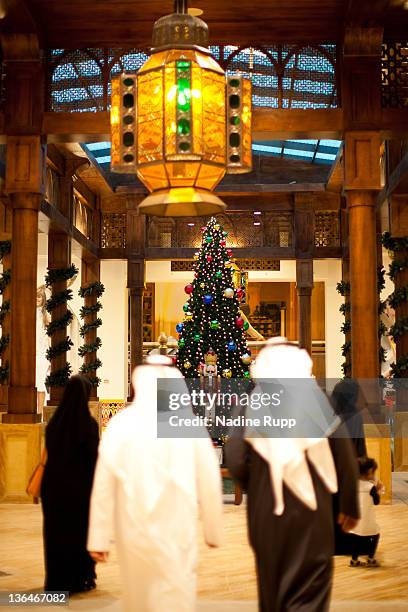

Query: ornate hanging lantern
[{"left": 110, "top": 0, "right": 252, "bottom": 216}]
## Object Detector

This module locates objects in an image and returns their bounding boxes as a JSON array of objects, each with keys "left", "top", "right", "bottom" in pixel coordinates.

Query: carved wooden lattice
[
  {"left": 101, "top": 212, "right": 126, "bottom": 248},
  {"left": 381, "top": 42, "right": 408, "bottom": 108},
  {"left": 314, "top": 211, "right": 340, "bottom": 247},
  {"left": 171, "top": 259, "right": 280, "bottom": 272},
  {"left": 47, "top": 44, "right": 338, "bottom": 112},
  {"left": 147, "top": 212, "right": 293, "bottom": 249}
]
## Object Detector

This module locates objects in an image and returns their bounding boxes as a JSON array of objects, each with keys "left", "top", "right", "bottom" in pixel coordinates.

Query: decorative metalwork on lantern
[
  {"left": 226, "top": 75, "right": 252, "bottom": 174},
  {"left": 110, "top": 0, "right": 252, "bottom": 216}
]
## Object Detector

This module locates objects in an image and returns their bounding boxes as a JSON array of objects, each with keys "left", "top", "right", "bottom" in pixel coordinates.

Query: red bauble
[
  {"left": 206, "top": 255, "right": 212, "bottom": 262},
  {"left": 194, "top": 272, "right": 199, "bottom": 278},
  {"left": 236, "top": 288, "right": 244, "bottom": 300},
  {"left": 236, "top": 317, "right": 244, "bottom": 328},
  {"left": 201, "top": 226, "right": 207, "bottom": 232},
  {"left": 220, "top": 240, "right": 226, "bottom": 247},
  {"left": 227, "top": 249, "right": 233, "bottom": 257},
  {"left": 184, "top": 283, "right": 194, "bottom": 295}
]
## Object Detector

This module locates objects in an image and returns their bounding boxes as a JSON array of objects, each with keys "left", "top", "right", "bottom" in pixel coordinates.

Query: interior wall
[
  {"left": 98, "top": 260, "right": 128, "bottom": 400},
  {"left": 145, "top": 259, "right": 344, "bottom": 378}
]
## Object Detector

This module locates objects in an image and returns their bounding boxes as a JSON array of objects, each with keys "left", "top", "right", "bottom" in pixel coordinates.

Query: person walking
[
  {"left": 349, "top": 456, "right": 382, "bottom": 567},
  {"left": 41, "top": 375, "right": 99, "bottom": 594},
  {"left": 226, "top": 338, "right": 360, "bottom": 612},
  {"left": 87, "top": 356, "right": 223, "bottom": 612}
]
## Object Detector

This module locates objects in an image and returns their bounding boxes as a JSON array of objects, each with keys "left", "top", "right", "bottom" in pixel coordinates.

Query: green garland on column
[
  {"left": 337, "top": 267, "right": 387, "bottom": 377},
  {"left": 45, "top": 264, "right": 78, "bottom": 387},
  {"left": 336, "top": 281, "right": 351, "bottom": 376},
  {"left": 382, "top": 232, "right": 408, "bottom": 377},
  {"left": 0, "top": 240, "right": 11, "bottom": 384},
  {"left": 78, "top": 281, "right": 105, "bottom": 386}
]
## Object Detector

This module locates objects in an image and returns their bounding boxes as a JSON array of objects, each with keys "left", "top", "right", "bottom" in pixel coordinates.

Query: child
[{"left": 349, "top": 456, "right": 382, "bottom": 567}]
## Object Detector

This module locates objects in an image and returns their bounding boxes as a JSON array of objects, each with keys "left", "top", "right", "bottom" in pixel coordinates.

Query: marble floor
[{"left": 0, "top": 475, "right": 407, "bottom": 611}]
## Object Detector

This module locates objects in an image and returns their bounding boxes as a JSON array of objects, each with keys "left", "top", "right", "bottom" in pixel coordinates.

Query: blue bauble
[
  {"left": 176, "top": 323, "right": 184, "bottom": 333},
  {"left": 203, "top": 294, "right": 213, "bottom": 305},
  {"left": 227, "top": 341, "right": 237, "bottom": 352}
]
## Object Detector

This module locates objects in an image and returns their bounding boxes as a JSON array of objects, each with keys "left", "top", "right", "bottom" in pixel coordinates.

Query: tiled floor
[{"left": 0, "top": 474, "right": 407, "bottom": 611}]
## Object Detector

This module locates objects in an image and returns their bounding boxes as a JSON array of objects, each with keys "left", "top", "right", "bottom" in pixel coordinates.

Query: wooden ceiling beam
[{"left": 42, "top": 107, "right": 408, "bottom": 142}]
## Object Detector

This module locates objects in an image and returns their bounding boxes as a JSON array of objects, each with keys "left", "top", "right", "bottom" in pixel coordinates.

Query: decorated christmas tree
[{"left": 176, "top": 217, "right": 252, "bottom": 378}]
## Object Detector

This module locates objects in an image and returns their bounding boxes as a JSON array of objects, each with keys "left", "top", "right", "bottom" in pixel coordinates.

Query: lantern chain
[{"left": 174, "top": 0, "right": 188, "bottom": 14}]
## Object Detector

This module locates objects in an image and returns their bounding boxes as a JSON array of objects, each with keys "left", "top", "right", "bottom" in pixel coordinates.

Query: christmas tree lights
[{"left": 176, "top": 217, "right": 250, "bottom": 377}]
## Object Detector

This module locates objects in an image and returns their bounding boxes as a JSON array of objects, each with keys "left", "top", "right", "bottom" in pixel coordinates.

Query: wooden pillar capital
[{"left": 5, "top": 136, "right": 46, "bottom": 197}]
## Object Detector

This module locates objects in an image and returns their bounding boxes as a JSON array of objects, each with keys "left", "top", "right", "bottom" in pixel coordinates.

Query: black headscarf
[
  {"left": 46, "top": 375, "right": 94, "bottom": 463},
  {"left": 331, "top": 379, "right": 367, "bottom": 457}
]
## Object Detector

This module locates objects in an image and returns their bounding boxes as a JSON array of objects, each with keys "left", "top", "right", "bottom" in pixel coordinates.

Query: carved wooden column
[
  {"left": 342, "top": 27, "right": 383, "bottom": 379},
  {"left": 0, "top": 200, "right": 12, "bottom": 412},
  {"left": 81, "top": 257, "right": 101, "bottom": 399},
  {"left": 294, "top": 194, "right": 315, "bottom": 355},
  {"left": 47, "top": 232, "right": 71, "bottom": 405},
  {"left": 296, "top": 260, "right": 313, "bottom": 355},
  {"left": 127, "top": 203, "right": 146, "bottom": 387}
]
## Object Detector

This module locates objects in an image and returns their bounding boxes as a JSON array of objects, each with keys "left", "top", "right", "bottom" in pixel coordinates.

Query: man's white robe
[{"left": 87, "top": 367, "right": 223, "bottom": 612}]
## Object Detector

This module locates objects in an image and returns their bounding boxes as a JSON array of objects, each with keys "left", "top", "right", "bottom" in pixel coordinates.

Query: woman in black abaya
[{"left": 41, "top": 375, "right": 99, "bottom": 594}]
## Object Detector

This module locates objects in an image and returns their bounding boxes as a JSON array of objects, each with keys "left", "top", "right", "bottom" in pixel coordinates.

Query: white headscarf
[
  {"left": 99, "top": 358, "right": 201, "bottom": 518},
  {"left": 247, "top": 337, "right": 339, "bottom": 515}
]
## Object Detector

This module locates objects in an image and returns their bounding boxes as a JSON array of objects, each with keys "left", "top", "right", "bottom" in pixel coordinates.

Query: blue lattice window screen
[{"left": 48, "top": 44, "right": 337, "bottom": 112}]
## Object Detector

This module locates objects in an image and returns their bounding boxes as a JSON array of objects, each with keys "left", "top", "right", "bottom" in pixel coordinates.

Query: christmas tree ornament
[
  {"left": 227, "top": 341, "right": 237, "bottom": 351},
  {"left": 201, "top": 351, "right": 218, "bottom": 377},
  {"left": 224, "top": 287, "right": 234, "bottom": 298},
  {"left": 194, "top": 272, "right": 199, "bottom": 278},
  {"left": 205, "top": 235, "right": 212, "bottom": 243},
  {"left": 223, "top": 231, "right": 228, "bottom": 237},
  {"left": 241, "top": 353, "right": 252, "bottom": 365},
  {"left": 243, "top": 321, "right": 249, "bottom": 331},
  {"left": 183, "top": 303, "right": 190, "bottom": 312},
  {"left": 236, "top": 317, "right": 244, "bottom": 328},
  {"left": 200, "top": 282, "right": 205, "bottom": 289},
  {"left": 220, "top": 240, "right": 226, "bottom": 247},
  {"left": 185, "top": 312, "right": 193, "bottom": 320},
  {"left": 184, "top": 360, "right": 192, "bottom": 369},
  {"left": 210, "top": 320, "right": 219, "bottom": 330},
  {"left": 225, "top": 261, "right": 232, "bottom": 268},
  {"left": 178, "top": 339, "right": 185, "bottom": 348},
  {"left": 193, "top": 333, "right": 201, "bottom": 342},
  {"left": 236, "top": 287, "right": 244, "bottom": 300},
  {"left": 222, "top": 368, "right": 232, "bottom": 378},
  {"left": 243, "top": 371, "right": 250, "bottom": 378},
  {"left": 203, "top": 294, "right": 213, "bottom": 305},
  {"left": 227, "top": 249, "right": 233, "bottom": 257},
  {"left": 184, "top": 283, "right": 194, "bottom": 294},
  {"left": 214, "top": 224, "right": 220, "bottom": 230},
  {"left": 201, "top": 226, "right": 207, "bottom": 233},
  {"left": 216, "top": 270, "right": 222, "bottom": 279},
  {"left": 206, "top": 255, "right": 212, "bottom": 262},
  {"left": 176, "top": 323, "right": 184, "bottom": 333}
]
